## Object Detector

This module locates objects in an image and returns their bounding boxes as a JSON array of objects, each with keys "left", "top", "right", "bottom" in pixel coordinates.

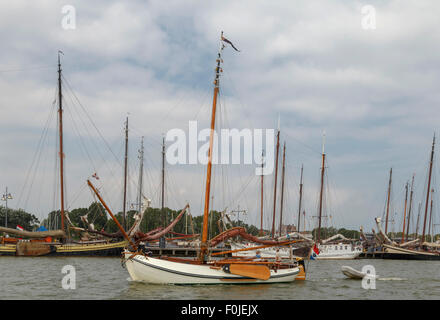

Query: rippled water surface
[{"left": 1, "top": 257, "right": 439, "bottom": 300}]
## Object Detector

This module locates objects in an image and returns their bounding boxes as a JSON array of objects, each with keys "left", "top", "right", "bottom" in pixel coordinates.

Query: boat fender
[{"left": 222, "top": 264, "right": 231, "bottom": 273}]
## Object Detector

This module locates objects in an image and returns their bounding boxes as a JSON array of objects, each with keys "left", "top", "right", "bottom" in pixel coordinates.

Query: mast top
[{"left": 322, "top": 131, "right": 326, "bottom": 155}]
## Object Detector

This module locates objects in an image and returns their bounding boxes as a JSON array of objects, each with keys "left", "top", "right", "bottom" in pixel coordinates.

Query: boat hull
[
  {"left": 316, "top": 243, "right": 362, "bottom": 260},
  {"left": 52, "top": 241, "right": 127, "bottom": 256},
  {"left": 382, "top": 245, "right": 440, "bottom": 260},
  {"left": 124, "top": 252, "right": 300, "bottom": 285}
]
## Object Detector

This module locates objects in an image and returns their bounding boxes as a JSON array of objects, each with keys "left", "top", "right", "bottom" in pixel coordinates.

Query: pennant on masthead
[{"left": 221, "top": 32, "right": 240, "bottom": 52}]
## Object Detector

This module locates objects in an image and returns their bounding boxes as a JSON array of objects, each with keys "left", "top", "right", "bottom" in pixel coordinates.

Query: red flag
[
  {"left": 16, "top": 225, "right": 24, "bottom": 231},
  {"left": 92, "top": 172, "right": 99, "bottom": 180}
]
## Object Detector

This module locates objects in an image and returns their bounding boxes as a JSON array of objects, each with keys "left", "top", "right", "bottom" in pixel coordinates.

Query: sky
[{"left": 0, "top": 0, "right": 439, "bottom": 234}]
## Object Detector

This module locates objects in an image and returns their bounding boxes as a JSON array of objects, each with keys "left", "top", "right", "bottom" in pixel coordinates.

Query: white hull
[
  {"left": 315, "top": 243, "right": 362, "bottom": 260},
  {"left": 230, "top": 243, "right": 293, "bottom": 258},
  {"left": 124, "top": 252, "right": 299, "bottom": 284}
]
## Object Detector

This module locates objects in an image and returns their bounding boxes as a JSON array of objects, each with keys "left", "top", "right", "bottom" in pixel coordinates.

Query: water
[{"left": 1, "top": 257, "right": 439, "bottom": 300}]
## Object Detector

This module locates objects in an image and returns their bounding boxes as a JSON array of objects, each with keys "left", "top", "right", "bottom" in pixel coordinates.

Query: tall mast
[
  {"left": 199, "top": 33, "right": 224, "bottom": 262},
  {"left": 317, "top": 132, "right": 326, "bottom": 243},
  {"left": 271, "top": 127, "right": 280, "bottom": 238},
  {"left": 297, "top": 164, "right": 304, "bottom": 233},
  {"left": 401, "top": 182, "right": 408, "bottom": 243},
  {"left": 428, "top": 189, "right": 434, "bottom": 241},
  {"left": 279, "top": 142, "right": 286, "bottom": 236},
  {"left": 385, "top": 168, "right": 393, "bottom": 235},
  {"left": 137, "top": 137, "right": 144, "bottom": 216},
  {"left": 415, "top": 201, "right": 422, "bottom": 239},
  {"left": 303, "top": 210, "right": 306, "bottom": 232},
  {"left": 57, "top": 51, "right": 65, "bottom": 233},
  {"left": 259, "top": 150, "right": 264, "bottom": 236},
  {"left": 161, "top": 136, "right": 166, "bottom": 224},
  {"left": 422, "top": 134, "right": 435, "bottom": 244},
  {"left": 406, "top": 174, "right": 415, "bottom": 241},
  {"left": 122, "top": 116, "right": 128, "bottom": 231}
]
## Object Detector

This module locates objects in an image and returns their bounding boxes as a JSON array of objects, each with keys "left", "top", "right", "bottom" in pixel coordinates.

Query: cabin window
[
  {"left": 340, "top": 246, "right": 343, "bottom": 250},
  {"left": 345, "top": 246, "right": 347, "bottom": 250},
  {"left": 334, "top": 246, "right": 337, "bottom": 250}
]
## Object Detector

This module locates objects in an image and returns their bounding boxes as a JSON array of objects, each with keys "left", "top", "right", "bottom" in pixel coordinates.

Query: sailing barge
[{"left": 88, "top": 33, "right": 307, "bottom": 284}]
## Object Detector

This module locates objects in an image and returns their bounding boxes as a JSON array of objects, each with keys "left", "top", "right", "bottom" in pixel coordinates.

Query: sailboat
[
  {"left": 375, "top": 135, "right": 440, "bottom": 260},
  {"left": 230, "top": 141, "right": 312, "bottom": 259},
  {"left": 0, "top": 52, "right": 128, "bottom": 256},
  {"left": 313, "top": 133, "right": 362, "bottom": 260},
  {"left": 89, "top": 33, "right": 306, "bottom": 284}
]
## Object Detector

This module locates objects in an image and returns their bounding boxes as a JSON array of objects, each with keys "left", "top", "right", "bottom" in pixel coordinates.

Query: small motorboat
[{"left": 341, "top": 266, "right": 378, "bottom": 279}]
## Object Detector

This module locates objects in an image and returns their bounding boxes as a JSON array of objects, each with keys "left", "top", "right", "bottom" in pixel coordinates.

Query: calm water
[{"left": 0, "top": 256, "right": 439, "bottom": 300}]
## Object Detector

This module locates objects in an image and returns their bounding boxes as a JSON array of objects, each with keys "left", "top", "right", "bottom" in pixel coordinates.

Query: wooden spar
[
  {"left": 428, "top": 189, "right": 434, "bottom": 241},
  {"left": 260, "top": 150, "right": 264, "bottom": 236},
  {"left": 122, "top": 117, "right": 128, "bottom": 231},
  {"left": 57, "top": 51, "right": 65, "bottom": 233},
  {"left": 406, "top": 174, "right": 415, "bottom": 241},
  {"left": 271, "top": 129, "right": 280, "bottom": 238},
  {"left": 137, "top": 137, "right": 145, "bottom": 231},
  {"left": 297, "top": 164, "right": 303, "bottom": 233},
  {"left": 87, "top": 180, "right": 137, "bottom": 250},
  {"left": 401, "top": 182, "right": 409, "bottom": 244},
  {"left": 317, "top": 133, "right": 326, "bottom": 243},
  {"left": 199, "top": 36, "right": 224, "bottom": 262},
  {"left": 279, "top": 142, "right": 286, "bottom": 236},
  {"left": 161, "top": 136, "right": 165, "bottom": 225},
  {"left": 415, "top": 201, "right": 422, "bottom": 239},
  {"left": 422, "top": 134, "right": 435, "bottom": 244},
  {"left": 385, "top": 168, "right": 392, "bottom": 235},
  {"left": 303, "top": 210, "right": 306, "bottom": 233}
]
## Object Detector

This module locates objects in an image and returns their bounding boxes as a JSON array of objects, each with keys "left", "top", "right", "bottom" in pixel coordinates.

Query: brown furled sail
[{"left": 0, "top": 227, "right": 66, "bottom": 239}]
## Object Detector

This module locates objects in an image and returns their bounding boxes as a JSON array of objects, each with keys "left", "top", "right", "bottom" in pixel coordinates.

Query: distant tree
[{"left": 0, "top": 206, "right": 40, "bottom": 231}]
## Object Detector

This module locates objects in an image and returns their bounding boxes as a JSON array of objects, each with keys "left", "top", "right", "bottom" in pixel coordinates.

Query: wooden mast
[
  {"left": 57, "top": 51, "right": 65, "bottom": 233},
  {"left": 279, "top": 142, "right": 286, "bottom": 236},
  {"left": 161, "top": 136, "right": 166, "bottom": 225},
  {"left": 317, "top": 132, "right": 326, "bottom": 244},
  {"left": 122, "top": 116, "right": 128, "bottom": 231},
  {"left": 401, "top": 182, "right": 408, "bottom": 243},
  {"left": 385, "top": 168, "right": 392, "bottom": 235},
  {"left": 406, "top": 174, "right": 415, "bottom": 241},
  {"left": 137, "top": 136, "right": 144, "bottom": 230},
  {"left": 422, "top": 134, "right": 435, "bottom": 244},
  {"left": 199, "top": 33, "right": 224, "bottom": 262},
  {"left": 297, "top": 164, "right": 304, "bottom": 233},
  {"left": 428, "top": 189, "right": 434, "bottom": 241},
  {"left": 415, "top": 201, "right": 422, "bottom": 239},
  {"left": 259, "top": 150, "right": 264, "bottom": 236},
  {"left": 271, "top": 128, "right": 280, "bottom": 238}
]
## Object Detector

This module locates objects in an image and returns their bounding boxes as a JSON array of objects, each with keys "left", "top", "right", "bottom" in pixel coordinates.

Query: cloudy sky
[{"left": 0, "top": 1, "right": 439, "bottom": 234}]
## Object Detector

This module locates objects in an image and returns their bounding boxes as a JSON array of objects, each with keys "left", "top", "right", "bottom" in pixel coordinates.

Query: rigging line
[
  {"left": 283, "top": 131, "right": 322, "bottom": 156},
  {"left": 62, "top": 77, "right": 122, "bottom": 177},
  {"left": 221, "top": 67, "right": 255, "bottom": 131},
  {"left": 17, "top": 100, "right": 57, "bottom": 208},
  {"left": 61, "top": 74, "right": 121, "bottom": 165},
  {"left": 66, "top": 183, "right": 88, "bottom": 211},
  {"left": 63, "top": 99, "right": 99, "bottom": 173},
  {"left": 0, "top": 65, "right": 53, "bottom": 73}
]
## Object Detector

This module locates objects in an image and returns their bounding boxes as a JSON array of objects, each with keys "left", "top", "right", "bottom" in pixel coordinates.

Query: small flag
[
  {"left": 92, "top": 172, "right": 99, "bottom": 180},
  {"left": 310, "top": 244, "right": 320, "bottom": 260},
  {"left": 16, "top": 225, "right": 24, "bottom": 231},
  {"left": 221, "top": 35, "right": 240, "bottom": 52}
]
